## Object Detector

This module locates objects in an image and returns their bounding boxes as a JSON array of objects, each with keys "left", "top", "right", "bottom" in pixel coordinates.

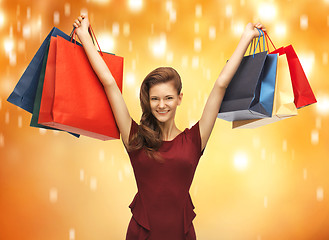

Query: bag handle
[
  {"left": 254, "top": 29, "right": 265, "bottom": 56},
  {"left": 248, "top": 29, "right": 265, "bottom": 58},
  {"left": 264, "top": 31, "right": 276, "bottom": 51},
  {"left": 71, "top": 24, "right": 104, "bottom": 56}
]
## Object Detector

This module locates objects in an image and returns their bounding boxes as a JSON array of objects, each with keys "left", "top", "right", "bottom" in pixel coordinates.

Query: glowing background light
[
  {"left": 322, "top": 52, "right": 328, "bottom": 65},
  {"left": 123, "top": 23, "right": 130, "bottom": 36},
  {"left": 22, "top": 24, "right": 31, "bottom": 38},
  {"left": 150, "top": 34, "right": 167, "bottom": 57},
  {"left": 0, "top": 11, "right": 5, "bottom": 28},
  {"left": 311, "top": 130, "right": 319, "bottom": 145},
  {"left": 64, "top": 3, "right": 71, "bottom": 16},
  {"left": 169, "top": 9, "right": 176, "bottom": 23},
  {"left": 195, "top": 4, "right": 202, "bottom": 18},
  {"left": 125, "top": 72, "right": 135, "bottom": 86},
  {"left": 4, "top": 38, "right": 14, "bottom": 54},
  {"left": 225, "top": 5, "right": 232, "bottom": 17},
  {"left": 97, "top": 33, "right": 115, "bottom": 53},
  {"left": 233, "top": 152, "right": 248, "bottom": 171},
  {"left": 128, "top": 0, "right": 143, "bottom": 12},
  {"left": 300, "top": 15, "right": 308, "bottom": 30},
  {"left": 316, "top": 187, "right": 324, "bottom": 201},
  {"left": 299, "top": 52, "right": 315, "bottom": 77},
  {"left": 69, "top": 228, "right": 75, "bottom": 240},
  {"left": 166, "top": 0, "right": 173, "bottom": 11},
  {"left": 80, "top": 169, "right": 85, "bottom": 181},
  {"left": 90, "top": 177, "right": 97, "bottom": 191},
  {"left": 316, "top": 95, "right": 329, "bottom": 115},
  {"left": 274, "top": 23, "right": 287, "bottom": 37},
  {"left": 209, "top": 26, "right": 216, "bottom": 40},
  {"left": 49, "top": 188, "right": 58, "bottom": 203},
  {"left": 0, "top": 133, "right": 4, "bottom": 147},
  {"left": 53, "top": 11, "right": 60, "bottom": 25},
  {"left": 232, "top": 21, "right": 245, "bottom": 36},
  {"left": 90, "top": 0, "right": 110, "bottom": 3},
  {"left": 258, "top": 3, "right": 277, "bottom": 22},
  {"left": 112, "top": 22, "right": 120, "bottom": 36},
  {"left": 194, "top": 37, "right": 201, "bottom": 52}
]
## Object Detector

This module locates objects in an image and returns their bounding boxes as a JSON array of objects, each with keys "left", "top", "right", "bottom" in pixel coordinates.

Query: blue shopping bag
[
  {"left": 218, "top": 30, "right": 278, "bottom": 121},
  {"left": 7, "top": 27, "right": 78, "bottom": 113}
]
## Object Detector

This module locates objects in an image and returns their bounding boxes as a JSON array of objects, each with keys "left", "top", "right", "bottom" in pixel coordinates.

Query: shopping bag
[
  {"left": 233, "top": 52, "right": 297, "bottom": 128},
  {"left": 29, "top": 40, "right": 80, "bottom": 137},
  {"left": 263, "top": 32, "right": 316, "bottom": 109},
  {"left": 38, "top": 27, "right": 124, "bottom": 140},
  {"left": 218, "top": 30, "right": 278, "bottom": 121},
  {"left": 7, "top": 27, "right": 78, "bottom": 113},
  {"left": 284, "top": 45, "right": 317, "bottom": 108}
]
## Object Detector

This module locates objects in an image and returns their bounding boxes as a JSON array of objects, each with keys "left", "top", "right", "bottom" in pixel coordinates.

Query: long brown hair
[{"left": 128, "top": 67, "right": 182, "bottom": 159}]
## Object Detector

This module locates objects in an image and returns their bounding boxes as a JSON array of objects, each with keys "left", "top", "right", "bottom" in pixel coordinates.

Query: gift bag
[
  {"left": 284, "top": 45, "right": 317, "bottom": 108},
  {"left": 218, "top": 30, "right": 278, "bottom": 121},
  {"left": 264, "top": 32, "right": 316, "bottom": 108},
  {"left": 7, "top": 27, "right": 78, "bottom": 113},
  {"left": 38, "top": 27, "right": 124, "bottom": 140},
  {"left": 29, "top": 40, "right": 80, "bottom": 137},
  {"left": 233, "top": 50, "right": 297, "bottom": 129}
]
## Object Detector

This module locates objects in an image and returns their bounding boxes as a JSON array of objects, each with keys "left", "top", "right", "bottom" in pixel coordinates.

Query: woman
[{"left": 73, "top": 15, "right": 265, "bottom": 240}]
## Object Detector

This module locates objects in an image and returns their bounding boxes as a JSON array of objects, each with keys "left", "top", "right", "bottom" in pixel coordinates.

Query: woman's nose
[{"left": 159, "top": 99, "right": 165, "bottom": 108}]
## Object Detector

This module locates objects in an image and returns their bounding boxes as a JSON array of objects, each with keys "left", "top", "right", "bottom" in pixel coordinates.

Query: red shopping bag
[
  {"left": 265, "top": 33, "right": 317, "bottom": 108},
  {"left": 284, "top": 45, "right": 317, "bottom": 108},
  {"left": 39, "top": 27, "right": 123, "bottom": 140}
]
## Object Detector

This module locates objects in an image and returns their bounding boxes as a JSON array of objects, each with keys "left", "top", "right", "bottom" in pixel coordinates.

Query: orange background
[{"left": 1, "top": 0, "right": 328, "bottom": 239}]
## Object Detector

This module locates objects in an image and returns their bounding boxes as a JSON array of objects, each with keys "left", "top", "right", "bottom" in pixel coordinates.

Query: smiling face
[{"left": 149, "top": 80, "right": 183, "bottom": 123}]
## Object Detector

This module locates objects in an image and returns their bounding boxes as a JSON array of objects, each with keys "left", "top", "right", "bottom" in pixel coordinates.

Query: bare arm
[
  {"left": 199, "top": 23, "right": 266, "bottom": 151},
  {"left": 73, "top": 15, "right": 132, "bottom": 147}
]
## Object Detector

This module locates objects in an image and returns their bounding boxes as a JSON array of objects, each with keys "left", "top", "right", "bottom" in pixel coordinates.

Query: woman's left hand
[{"left": 243, "top": 22, "right": 266, "bottom": 40}]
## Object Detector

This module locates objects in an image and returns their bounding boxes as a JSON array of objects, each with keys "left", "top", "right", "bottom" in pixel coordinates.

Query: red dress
[{"left": 125, "top": 120, "right": 204, "bottom": 240}]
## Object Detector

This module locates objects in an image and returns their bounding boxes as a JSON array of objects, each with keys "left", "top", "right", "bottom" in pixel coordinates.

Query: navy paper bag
[
  {"left": 7, "top": 27, "right": 77, "bottom": 113},
  {"left": 218, "top": 31, "right": 277, "bottom": 122}
]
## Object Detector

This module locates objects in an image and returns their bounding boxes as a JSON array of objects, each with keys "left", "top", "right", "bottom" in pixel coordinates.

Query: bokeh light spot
[
  {"left": 49, "top": 188, "right": 58, "bottom": 203},
  {"left": 69, "top": 228, "right": 75, "bottom": 240},
  {"left": 316, "top": 94, "right": 329, "bottom": 115},
  {"left": 258, "top": 3, "right": 277, "bottom": 22},
  {"left": 150, "top": 34, "right": 167, "bottom": 57},
  {"left": 0, "top": 11, "right": 5, "bottom": 28},
  {"left": 234, "top": 152, "right": 248, "bottom": 171},
  {"left": 4, "top": 38, "right": 14, "bottom": 54},
  {"left": 316, "top": 187, "right": 324, "bottom": 201},
  {"left": 129, "top": 0, "right": 143, "bottom": 12},
  {"left": 98, "top": 33, "right": 115, "bottom": 53}
]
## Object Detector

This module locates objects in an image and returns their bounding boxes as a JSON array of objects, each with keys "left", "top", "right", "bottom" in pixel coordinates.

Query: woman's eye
[
  {"left": 167, "top": 96, "right": 173, "bottom": 100},
  {"left": 151, "top": 97, "right": 158, "bottom": 101}
]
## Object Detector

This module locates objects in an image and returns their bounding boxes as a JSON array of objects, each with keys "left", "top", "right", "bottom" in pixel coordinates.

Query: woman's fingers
[
  {"left": 254, "top": 23, "right": 266, "bottom": 32},
  {"left": 73, "top": 15, "right": 87, "bottom": 28}
]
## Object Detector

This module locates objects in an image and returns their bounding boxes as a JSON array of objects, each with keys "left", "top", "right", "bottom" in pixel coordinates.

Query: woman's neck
[{"left": 158, "top": 120, "right": 181, "bottom": 141}]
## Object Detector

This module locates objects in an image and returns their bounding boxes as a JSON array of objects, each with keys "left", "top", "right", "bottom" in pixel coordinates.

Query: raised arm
[
  {"left": 199, "top": 23, "right": 266, "bottom": 151},
  {"left": 73, "top": 15, "right": 132, "bottom": 147}
]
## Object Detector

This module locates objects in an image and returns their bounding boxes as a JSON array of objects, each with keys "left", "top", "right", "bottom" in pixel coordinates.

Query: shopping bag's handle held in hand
[
  {"left": 248, "top": 29, "right": 265, "bottom": 58},
  {"left": 71, "top": 25, "right": 104, "bottom": 56}
]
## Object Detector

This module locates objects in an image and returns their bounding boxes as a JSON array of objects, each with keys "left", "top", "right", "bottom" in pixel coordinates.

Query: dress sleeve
[
  {"left": 189, "top": 121, "right": 205, "bottom": 157},
  {"left": 128, "top": 119, "right": 139, "bottom": 142},
  {"left": 123, "top": 119, "right": 139, "bottom": 153}
]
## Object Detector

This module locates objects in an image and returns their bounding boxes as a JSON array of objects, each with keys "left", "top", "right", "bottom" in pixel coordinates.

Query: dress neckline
[{"left": 162, "top": 128, "right": 187, "bottom": 143}]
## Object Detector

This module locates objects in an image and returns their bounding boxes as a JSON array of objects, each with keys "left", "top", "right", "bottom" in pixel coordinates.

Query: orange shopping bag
[{"left": 38, "top": 27, "right": 124, "bottom": 140}]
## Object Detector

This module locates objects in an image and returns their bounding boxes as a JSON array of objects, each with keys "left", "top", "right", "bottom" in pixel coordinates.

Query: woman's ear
[{"left": 177, "top": 92, "right": 183, "bottom": 106}]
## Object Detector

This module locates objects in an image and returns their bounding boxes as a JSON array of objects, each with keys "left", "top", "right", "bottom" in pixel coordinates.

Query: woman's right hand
[{"left": 73, "top": 14, "right": 90, "bottom": 39}]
